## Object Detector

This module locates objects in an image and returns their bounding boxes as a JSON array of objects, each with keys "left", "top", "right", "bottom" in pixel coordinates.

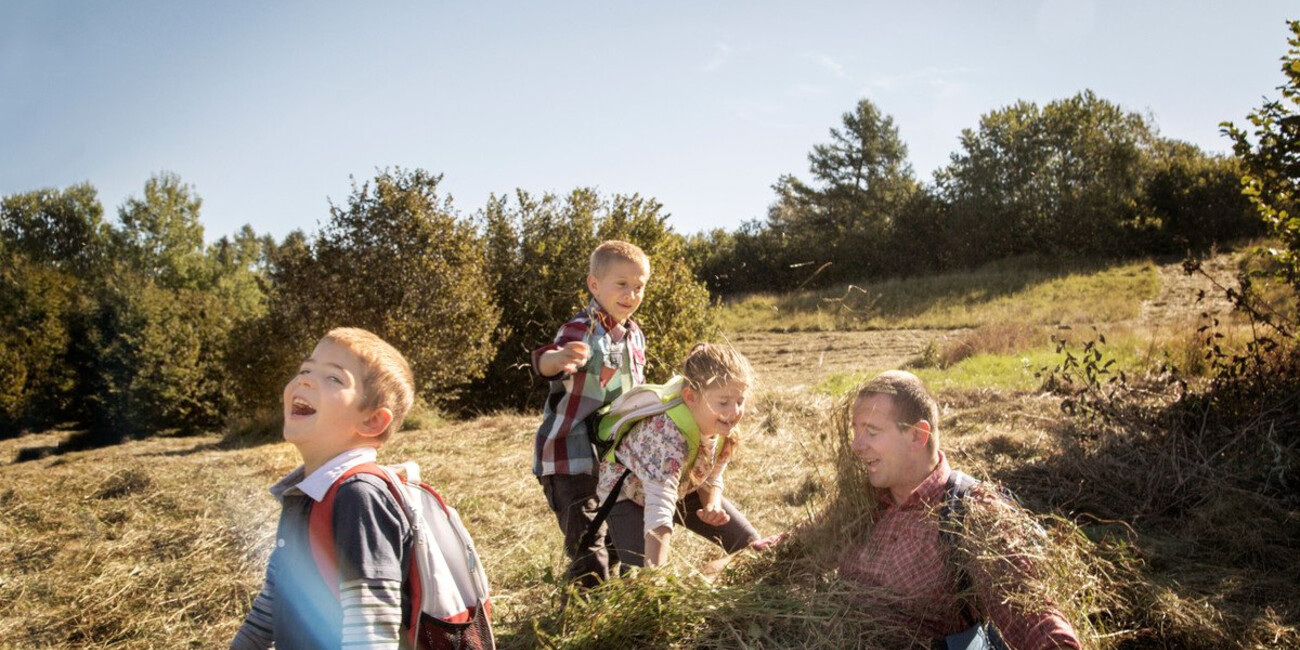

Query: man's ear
[
  {"left": 908, "top": 420, "right": 932, "bottom": 449},
  {"left": 586, "top": 274, "right": 599, "bottom": 295},
  {"left": 357, "top": 407, "right": 394, "bottom": 439}
]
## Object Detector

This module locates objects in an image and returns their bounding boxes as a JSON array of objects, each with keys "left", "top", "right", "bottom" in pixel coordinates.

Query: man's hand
[
  {"left": 539, "top": 341, "right": 591, "bottom": 376},
  {"left": 749, "top": 532, "right": 786, "bottom": 551}
]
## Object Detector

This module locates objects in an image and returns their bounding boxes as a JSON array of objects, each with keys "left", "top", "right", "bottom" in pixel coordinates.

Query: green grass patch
[
  {"left": 718, "top": 257, "right": 1161, "bottom": 332},
  {"left": 817, "top": 334, "right": 1154, "bottom": 397}
]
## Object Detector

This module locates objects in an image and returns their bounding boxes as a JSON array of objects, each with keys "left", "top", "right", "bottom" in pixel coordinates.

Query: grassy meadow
[
  {"left": 716, "top": 256, "right": 1163, "bottom": 333},
  {"left": 2, "top": 250, "right": 1297, "bottom": 648}
]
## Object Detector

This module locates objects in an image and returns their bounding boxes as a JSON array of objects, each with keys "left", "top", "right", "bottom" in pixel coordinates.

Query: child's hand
[
  {"left": 551, "top": 341, "right": 591, "bottom": 374},
  {"left": 696, "top": 504, "right": 731, "bottom": 527}
]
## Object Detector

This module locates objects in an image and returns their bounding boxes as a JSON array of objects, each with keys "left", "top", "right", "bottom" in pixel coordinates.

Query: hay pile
[
  {"left": 533, "top": 393, "right": 1130, "bottom": 650},
  {"left": 0, "top": 432, "right": 287, "bottom": 646},
  {"left": 1, "top": 366, "right": 1295, "bottom": 648}
]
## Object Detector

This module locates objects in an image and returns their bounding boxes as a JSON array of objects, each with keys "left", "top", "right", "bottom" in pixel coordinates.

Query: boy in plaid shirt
[{"left": 531, "top": 240, "right": 650, "bottom": 586}]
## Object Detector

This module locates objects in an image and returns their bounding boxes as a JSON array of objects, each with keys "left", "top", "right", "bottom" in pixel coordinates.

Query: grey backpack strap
[
  {"left": 939, "top": 470, "right": 1011, "bottom": 650},
  {"left": 940, "top": 471, "right": 980, "bottom": 627}
]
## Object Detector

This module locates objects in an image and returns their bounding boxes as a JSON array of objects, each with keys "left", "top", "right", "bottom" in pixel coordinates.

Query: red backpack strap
[
  {"left": 306, "top": 463, "right": 409, "bottom": 595},
  {"left": 307, "top": 462, "right": 423, "bottom": 647}
]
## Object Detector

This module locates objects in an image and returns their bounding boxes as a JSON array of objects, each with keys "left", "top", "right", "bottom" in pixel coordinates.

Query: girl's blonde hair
[
  {"left": 681, "top": 342, "right": 755, "bottom": 462},
  {"left": 681, "top": 342, "right": 754, "bottom": 393}
]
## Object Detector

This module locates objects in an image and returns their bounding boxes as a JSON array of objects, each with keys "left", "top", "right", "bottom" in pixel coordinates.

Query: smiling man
[{"left": 841, "top": 370, "right": 1081, "bottom": 650}]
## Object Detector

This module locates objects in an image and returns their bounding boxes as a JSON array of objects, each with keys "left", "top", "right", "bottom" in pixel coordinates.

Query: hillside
[{"left": 1, "top": 250, "right": 1295, "bottom": 649}]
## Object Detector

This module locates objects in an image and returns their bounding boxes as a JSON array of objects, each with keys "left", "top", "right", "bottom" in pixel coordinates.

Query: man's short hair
[
  {"left": 856, "top": 370, "right": 940, "bottom": 452},
  {"left": 589, "top": 240, "right": 650, "bottom": 279},
  {"left": 320, "top": 327, "right": 415, "bottom": 441}
]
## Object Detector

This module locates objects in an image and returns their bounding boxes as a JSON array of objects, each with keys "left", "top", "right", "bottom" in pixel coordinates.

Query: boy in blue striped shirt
[{"left": 232, "top": 328, "right": 416, "bottom": 649}]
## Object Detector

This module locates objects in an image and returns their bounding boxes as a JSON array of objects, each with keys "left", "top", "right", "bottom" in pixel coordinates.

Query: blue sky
[{"left": 2, "top": 2, "right": 1296, "bottom": 242}]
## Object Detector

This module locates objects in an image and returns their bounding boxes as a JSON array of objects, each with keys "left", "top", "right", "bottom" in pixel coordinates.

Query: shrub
[
  {"left": 235, "top": 169, "right": 501, "bottom": 413},
  {"left": 83, "top": 274, "right": 239, "bottom": 437},
  {"left": 470, "top": 189, "right": 716, "bottom": 410}
]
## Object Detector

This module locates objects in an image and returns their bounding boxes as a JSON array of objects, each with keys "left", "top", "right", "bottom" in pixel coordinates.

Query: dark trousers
[
  {"left": 539, "top": 473, "right": 615, "bottom": 587},
  {"left": 605, "top": 490, "right": 759, "bottom": 568}
]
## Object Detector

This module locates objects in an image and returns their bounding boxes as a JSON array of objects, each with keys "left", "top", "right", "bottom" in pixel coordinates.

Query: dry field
[{"left": 1, "top": 252, "right": 1294, "bottom": 648}]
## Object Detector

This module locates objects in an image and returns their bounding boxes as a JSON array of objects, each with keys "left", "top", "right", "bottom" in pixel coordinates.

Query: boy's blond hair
[
  {"left": 589, "top": 240, "right": 651, "bottom": 279},
  {"left": 320, "top": 327, "right": 415, "bottom": 441}
]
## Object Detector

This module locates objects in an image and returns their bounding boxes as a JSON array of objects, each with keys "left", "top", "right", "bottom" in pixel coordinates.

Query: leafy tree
[
  {"left": 684, "top": 228, "right": 740, "bottom": 295},
  {"left": 0, "top": 251, "right": 78, "bottom": 430},
  {"left": 1223, "top": 19, "right": 1300, "bottom": 295},
  {"left": 807, "top": 99, "right": 916, "bottom": 208},
  {"left": 227, "top": 230, "right": 315, "bottom": 415},
  {"left": 0, "top": 184, "right": 109, "bottom": 431},
  {"left": 1139, "top": 140, "right": 1259, "bottom": 254},
  {"left": 473, "top": 189, "right": 716, "bottom": 409},
  {"left": 241, "top": 168, "right": 501, "bottom": 412},
  {"left": 0, "top": 183, "right": 109, "bottom": 275},
  {"left": 80, "top": 174, "right": 255, "bottom": 437},
  {"left": 889, "top": 188, "right": 954, "bottom": 275},
  {"left": 937, "top": 90, "right": 1154, "bottom": 264},
  {"left": 113, "top": 172, "right": 208, "bottom": 289},
  {"left": 84, "top": 275, "right": 238, "bottom": 435},
  {"left": 207, "top": 224, "right": 275, "bottom": 317},
  {"left": 766, "top": 98, "right": 918, "bottom": 286}
]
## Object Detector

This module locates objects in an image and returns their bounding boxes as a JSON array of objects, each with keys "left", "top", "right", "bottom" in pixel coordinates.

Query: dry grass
[
  {"left": 535, "top": 390, "right": 1137, "bottom": 649},
  {"left": 717, "top": 258, "right": 1161, "bottom": 332},
  {"left": 934, "top": 322, "right": 1052, "bottom": 368},
  {"left": 2, "top": 251, "right": 1295, "bottom": 649},
  {"left": 0, "top": 432, "right": 285, "bottom": 647},
  {"left": 3, "top": 369, "right": 1296, "bottom": 649},
  {"left": 0, "top": 390, "right": 840, "bottom": 648}
]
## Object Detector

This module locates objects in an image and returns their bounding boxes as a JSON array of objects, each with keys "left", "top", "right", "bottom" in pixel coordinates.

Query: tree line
[
  {"left": 3, "top": 72, "right": 1292, "bottom": 441},
  {"left": 0, "top": 170, "right": 715, "bottom": 441},
  {"left": 687, "top": 90, "right": 1263, "bottom": 294}
]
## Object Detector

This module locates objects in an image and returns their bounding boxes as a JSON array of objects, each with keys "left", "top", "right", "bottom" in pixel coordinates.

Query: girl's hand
[{"left": 696, "top": 505, "right": 731, "bottom": 527}]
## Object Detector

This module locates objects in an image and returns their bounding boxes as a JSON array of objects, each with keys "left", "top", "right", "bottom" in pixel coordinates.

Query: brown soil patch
[
  {"left": 1136, "top": 254, "right": 1239, "bottom": 330},
  {"left": 734, "top": 253, "right": 1244, "bottom": 392},
  {"left": 729, "top": 329, "right": 967, "bottom": 391}
]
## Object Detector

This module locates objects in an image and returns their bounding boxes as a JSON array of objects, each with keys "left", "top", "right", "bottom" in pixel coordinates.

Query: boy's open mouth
[{"left": 291, "top": 397, "right": 316, "bottom": 417}]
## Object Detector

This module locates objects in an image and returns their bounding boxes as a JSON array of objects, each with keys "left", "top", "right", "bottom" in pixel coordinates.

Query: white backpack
[{"left": 311, "top": 461, "right": 495, "bottom": 650}]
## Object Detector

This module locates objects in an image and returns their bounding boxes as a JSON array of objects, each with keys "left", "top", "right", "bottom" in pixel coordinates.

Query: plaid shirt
[
  {"left": 839, "top": 452, "right": 1081, "bottom": 649},
  {"left": 531, "top": 301, "right": 646, "bottom": 477}
]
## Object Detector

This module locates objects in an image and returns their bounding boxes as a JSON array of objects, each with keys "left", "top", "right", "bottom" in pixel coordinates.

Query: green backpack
[
  {"left": 580, "top": 375, "right": 716, "bottom": 549},
  {"left": 593, "top": 375, "right": 707, "bottom": 478}
]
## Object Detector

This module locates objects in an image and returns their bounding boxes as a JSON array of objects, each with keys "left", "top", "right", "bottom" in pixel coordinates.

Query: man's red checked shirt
[{"left": 838, "top": 452, "right": 1081, "bottom": 649}]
